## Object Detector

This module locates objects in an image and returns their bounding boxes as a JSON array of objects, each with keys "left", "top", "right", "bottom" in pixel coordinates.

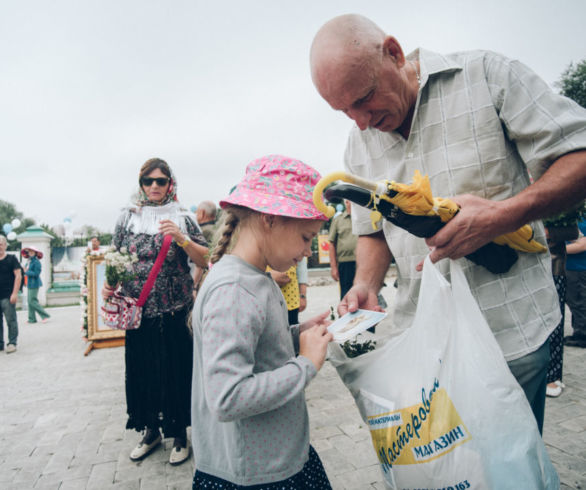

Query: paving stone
[{"left": 0, "top": 279, "right": 584, "bottom": 489}]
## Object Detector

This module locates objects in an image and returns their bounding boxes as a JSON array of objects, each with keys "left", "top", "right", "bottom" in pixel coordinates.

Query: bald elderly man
[{"left": 310, "top": 14, "right": 586, "bottom": 432}]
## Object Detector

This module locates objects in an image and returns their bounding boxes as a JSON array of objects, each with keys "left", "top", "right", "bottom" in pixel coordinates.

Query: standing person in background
[
  {"left": 328, "top": 199, "right": 358, "bottom": 300},
  {"left": 269, "top": 257, "right": 309, "bottom": 325},
  {"left": 565, "top": 219, "right": 586, "bottom": 348},
  {"left": 86, "top": 236, "right": 102, "bottom": 255},
  {"left": 22, "top": 247, "right": 50, "bottom": 324},
  {"left": 196, "top": 200, "right": 218, "bottom": 244},
  {"left": 193, "top": 200, "right": 217, "bottom": 296},
  {"left": 543, "top": 224, "right": 578, "bottom": 397},
  {"left": 103, "top": 157, "right": 208, "bottom": 465},
  {"left": 310, "top": 13, "right": 586, "bottom": 433},
  {"left": 0, "top": 235, "right": 21, "bottom": 353}
]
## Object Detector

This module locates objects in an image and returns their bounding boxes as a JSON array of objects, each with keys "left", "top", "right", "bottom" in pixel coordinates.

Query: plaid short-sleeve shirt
[{"left": 346, "top": 49, "right": 586, "bottom": 361}]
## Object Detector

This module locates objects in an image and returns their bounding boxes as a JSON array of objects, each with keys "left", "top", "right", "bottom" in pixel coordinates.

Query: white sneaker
[
  {"left": 169, "top": 443, "right": 190, "bottom": 465},
  {"left": 129, "top": 434, "right": 161, "bottom": 461},
  {"left": 6, "top": 344, "right": 16, "bottom": 354}
]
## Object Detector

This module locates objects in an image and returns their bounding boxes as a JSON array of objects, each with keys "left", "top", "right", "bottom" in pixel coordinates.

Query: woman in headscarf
[{"left": 103, "top": 158, "right": 208, "bottom": 465}]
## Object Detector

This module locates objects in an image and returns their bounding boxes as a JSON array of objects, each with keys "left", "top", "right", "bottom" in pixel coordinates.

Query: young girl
[{"left": 191, "top": 155, "right": 334, "bottom": 489}]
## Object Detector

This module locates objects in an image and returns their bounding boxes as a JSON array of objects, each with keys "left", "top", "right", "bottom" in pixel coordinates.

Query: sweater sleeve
[{"left": 200, "top": 283, "right": 317, "bottom": 422}]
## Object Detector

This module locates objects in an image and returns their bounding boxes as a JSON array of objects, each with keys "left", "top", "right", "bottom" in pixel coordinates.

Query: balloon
[
  {"left": 11, "top": 218, "right": 21, "bottom": 228},
  {"left": 3, "top": 223, "right": 12, "bottom": 234},
  {"left": 190, "top": 205, "right": 197, "bottom": 213},
  {"left": 336, "top": 204, "right": 344, "bottom": 212},
  {"left": 7, "top": 231, "right": 16, "bottom": 241},
  {"left": 63, "top": 217, "right": 72, "bottom": 224}
]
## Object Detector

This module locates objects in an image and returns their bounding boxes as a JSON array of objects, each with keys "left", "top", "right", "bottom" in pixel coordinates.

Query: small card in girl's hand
[{"left": 327, "top": 309, "right": 387, "bottom": 342}]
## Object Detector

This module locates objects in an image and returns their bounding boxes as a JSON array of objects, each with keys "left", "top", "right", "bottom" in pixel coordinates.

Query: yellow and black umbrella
[{"left": 313, "top": 170, "right": 546, "bottom": 274}]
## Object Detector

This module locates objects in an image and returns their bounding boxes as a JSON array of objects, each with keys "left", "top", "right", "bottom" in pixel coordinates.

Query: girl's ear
[{"left": 261, "top": 214, "right": 275, "bottom": 229}]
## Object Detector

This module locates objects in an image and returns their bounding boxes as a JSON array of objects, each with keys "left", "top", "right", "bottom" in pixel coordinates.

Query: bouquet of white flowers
[{"left": 103, "top": 246, "right": 138, "bottom": 287}]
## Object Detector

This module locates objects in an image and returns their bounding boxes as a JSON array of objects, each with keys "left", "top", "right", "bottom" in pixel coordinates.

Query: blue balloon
[
  {"left": 63, "top": 217, "right": 72, "bottom": 224},
  {"left": 336, "top": 204, "right": 344, "bottom": 212},
  {"left": 190, "top": 205, "right": 197, "bottom": 213},
  {"left": 3, "top": 223, "right": 12, "bottom": 234}
]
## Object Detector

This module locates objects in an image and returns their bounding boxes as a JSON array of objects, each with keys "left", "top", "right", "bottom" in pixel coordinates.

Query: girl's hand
[
  {"left": 299, "top": 323, "right": 333, "bottom": 371},
  {"left": 299, "top": 310, "right": 331, "bottom": 333},
  {"left": 159, "top": 219, "right": 185, "bottom": 243}
]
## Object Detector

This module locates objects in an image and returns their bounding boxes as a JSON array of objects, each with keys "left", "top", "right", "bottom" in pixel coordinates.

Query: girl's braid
[{"left": 210, "top": 210, "right": 240, "bottom": 264}]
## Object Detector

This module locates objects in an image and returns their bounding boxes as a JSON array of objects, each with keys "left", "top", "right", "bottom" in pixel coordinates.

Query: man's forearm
[
  {"left": 501, "top": 150, "right": 586, "bottom": 232},
  {"left": 328, "top": 243, "right": 338, "bottom": 270},
  {"left": 354, "top": 232, "right": 392, "bottom": 290},
  {"left": 12, "top": 270, "right": 21, "bottom": 297}
]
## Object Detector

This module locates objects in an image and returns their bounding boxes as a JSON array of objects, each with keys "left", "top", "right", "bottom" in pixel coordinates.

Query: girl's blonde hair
[{"left": 210, "top": 205, "right": 256, "bottom": 264}]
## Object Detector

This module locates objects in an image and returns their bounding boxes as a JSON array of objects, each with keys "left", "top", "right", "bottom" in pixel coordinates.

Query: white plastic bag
[{"left": 329, "top": 257, "right": 559, "bottom": 489}]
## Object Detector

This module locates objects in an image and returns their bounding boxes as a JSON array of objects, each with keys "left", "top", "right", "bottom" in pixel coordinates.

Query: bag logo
[{"left": 367, "top": 378, "right": 471, "bottom": 471}]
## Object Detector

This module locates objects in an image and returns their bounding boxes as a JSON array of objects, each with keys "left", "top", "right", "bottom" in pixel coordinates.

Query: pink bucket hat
[
  {"left": 220, "top": 154, "right": 329, "bottom": 221},
  {"left": 21, "top": 246, "right": 43, "bottom": 259}
]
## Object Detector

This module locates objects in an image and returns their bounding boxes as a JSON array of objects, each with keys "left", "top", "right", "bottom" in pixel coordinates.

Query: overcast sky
[{"left": 2, "top": 0, "right": 585, "bottom": 233}]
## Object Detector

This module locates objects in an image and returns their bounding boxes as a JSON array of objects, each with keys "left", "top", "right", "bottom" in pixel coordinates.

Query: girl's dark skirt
[
  {"left": 125, "top": 307, "right": 193, "bottom": 438},
  {"left": 192, "top": 446, "right": 332, "bottom": 489}
]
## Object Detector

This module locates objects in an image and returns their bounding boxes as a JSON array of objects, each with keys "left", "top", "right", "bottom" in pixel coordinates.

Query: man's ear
[{"left": 383, "top": 36, "right": 405, "bottom": 68}]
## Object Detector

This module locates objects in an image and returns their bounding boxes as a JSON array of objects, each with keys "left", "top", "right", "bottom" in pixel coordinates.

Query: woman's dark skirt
[
  {"left": 547, "top": 274, "right": 566, "bottom": 383},
  {"left": 125, "top": 307, "right": 193, "bottom": 438}
]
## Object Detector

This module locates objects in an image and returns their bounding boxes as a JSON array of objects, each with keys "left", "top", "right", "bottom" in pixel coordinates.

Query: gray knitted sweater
[{"left": 191, "top": 255, "right": 317, "bottom": 485}]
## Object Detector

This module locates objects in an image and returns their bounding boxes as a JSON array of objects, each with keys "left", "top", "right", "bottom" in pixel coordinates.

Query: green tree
[
  {"left": 544, "top": 60, "right": 586, "bottom": 228},
  {"left": 0, "top": 200, "right": 36, "bottom": 250},
  {"left": 556, "top": 59, "right": 586, "bottom": 108}
]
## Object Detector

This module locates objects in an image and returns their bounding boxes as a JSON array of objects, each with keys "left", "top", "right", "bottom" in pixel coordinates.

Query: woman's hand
[
  {"left": 159, "top": 219, "right": 185, "bottom": 243},
  {"left": 101, "top": 283, "right": 117, "bottom": 301},
  {"left": 299, "top": 323, "right": 333, "bottom": 371}
]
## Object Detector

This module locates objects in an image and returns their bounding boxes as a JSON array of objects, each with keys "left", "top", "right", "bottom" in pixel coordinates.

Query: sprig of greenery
[{"left": 341, "top": 337, "right": 377, "bottom": 358}]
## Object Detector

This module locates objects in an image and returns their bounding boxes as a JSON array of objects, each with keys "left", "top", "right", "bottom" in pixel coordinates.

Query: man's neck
[{"left": 0, "top": 251, "right": 7, "bottom": 260}]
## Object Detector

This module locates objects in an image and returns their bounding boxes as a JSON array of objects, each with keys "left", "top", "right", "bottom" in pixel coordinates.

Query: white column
[{"left": 17, "top": 226, "right": 53, "bottom": 306}]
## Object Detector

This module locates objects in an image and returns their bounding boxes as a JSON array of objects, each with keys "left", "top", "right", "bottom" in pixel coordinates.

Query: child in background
[{"left": 191, "top": 155, "right": 333, "bottom": 489}]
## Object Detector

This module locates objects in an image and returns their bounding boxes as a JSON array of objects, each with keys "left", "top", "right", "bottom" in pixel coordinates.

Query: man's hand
[
  {"left": 338, "top": 283, "right": 384, "bottom": 316},
  {"left": 9, "top": 292, "right": 18, "bottom": 305},
  {"left": 417, "top": 194, "right": 512, "bottom": 270}
]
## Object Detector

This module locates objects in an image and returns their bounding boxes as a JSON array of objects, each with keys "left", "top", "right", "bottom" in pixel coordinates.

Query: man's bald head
[{"left": 310, "top": 14, "right": 387, "bottom": 100}]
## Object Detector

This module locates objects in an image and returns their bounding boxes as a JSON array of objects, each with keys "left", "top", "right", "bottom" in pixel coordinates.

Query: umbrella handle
[{"left": 313, "top": 171, "right": 389, "bottom": 218}]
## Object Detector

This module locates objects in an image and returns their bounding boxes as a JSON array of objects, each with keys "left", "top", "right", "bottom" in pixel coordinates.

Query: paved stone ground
[{"left": 1, "top": 270, "right": 585, "bottom": 489}]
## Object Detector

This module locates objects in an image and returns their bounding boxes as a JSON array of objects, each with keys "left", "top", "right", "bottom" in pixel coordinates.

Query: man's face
[
  {"left": 0, "top": 238, "right": 6, "bottom": 254},
  {"left": 91, "top": 238, "right": 100, "bottom": 250},
  {"left": 316, "top": 49, "right": 414, "bottom": 134}
]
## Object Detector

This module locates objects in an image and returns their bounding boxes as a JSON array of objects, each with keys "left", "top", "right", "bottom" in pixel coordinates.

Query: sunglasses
[{"left": 141, "top": 177, "right": 170, "bottom": 187}]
